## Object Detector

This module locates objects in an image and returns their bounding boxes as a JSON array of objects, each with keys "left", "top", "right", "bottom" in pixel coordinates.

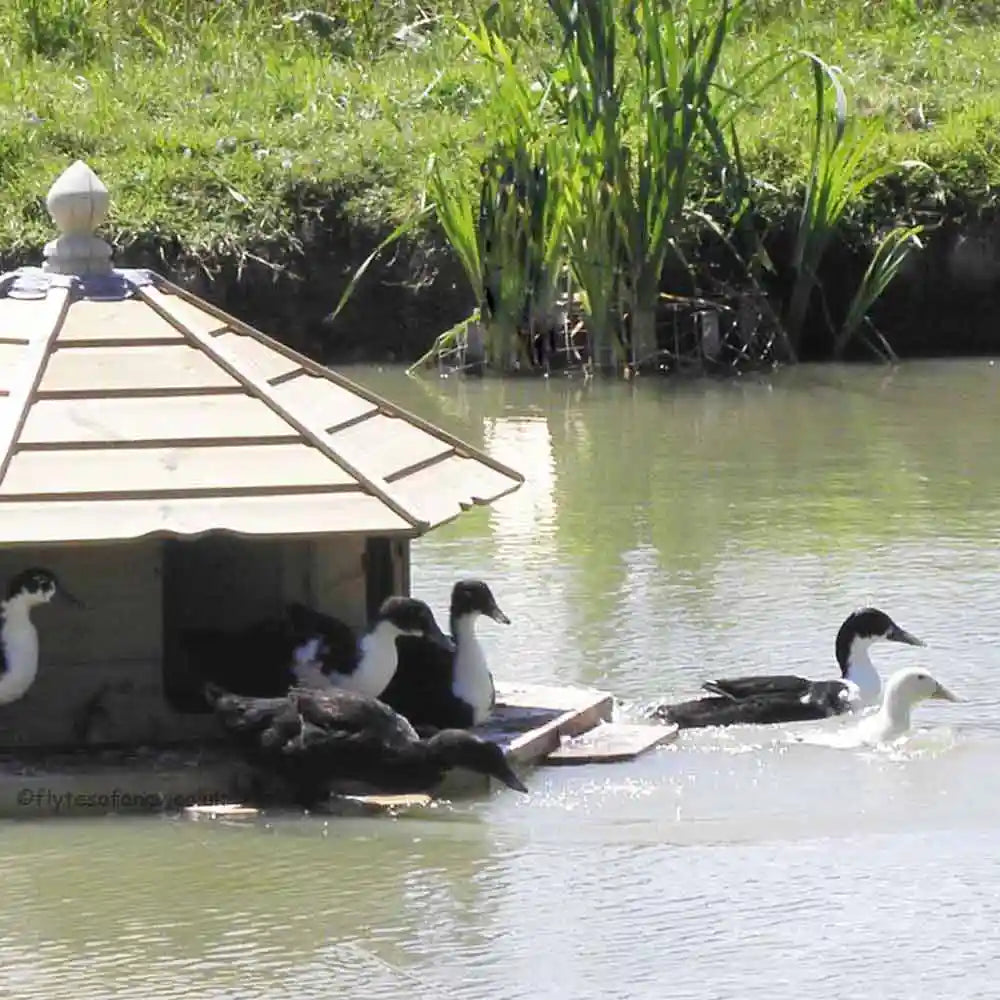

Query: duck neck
[
  {"left": 451, "top": 611, "right": 479, "bottom": 648},
  {"left": 878, "top": 687, "right": 912, "bottom": 737},
  {"left": 450, "top": 611, "right": 493, "bottom": 722},
  {"left": 0, "top": 596, "right": 40, "bottom": 704},
  {"left": 353, "top": 620, "right": 402, "bottom": 698},
  {"left": 843, "top": 639, "right": 881, "bottom": 705},
  {"left": 424, "top": 732, "right": 471, "bottom": 769}
]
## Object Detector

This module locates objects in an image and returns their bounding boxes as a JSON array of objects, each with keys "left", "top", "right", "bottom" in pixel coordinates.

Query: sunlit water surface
[{"left": 4, "top": 360, "right": 1000, "bottom": 999}]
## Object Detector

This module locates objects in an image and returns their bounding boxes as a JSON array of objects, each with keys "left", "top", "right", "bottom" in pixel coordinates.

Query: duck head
[
  {"left": 427, "top": 730, "right": 529, "bottom": 793},
  {"left": 884, "top": 667, "right": 960, "bottom": 707},
  {"left": 835, "top": 607, "right": 924, "bottom": 677},
  {"left": 376, "top": 596, "right": 452, "bottom": 650},
  {"left": 450, "top": 579, "right": 510, "bottom": 626},
  {"left": 879, "top": 667, "right": 961, "bottom": 737},
  {"left": 6, "top": 567, "right": 84, "bottom": 610}
]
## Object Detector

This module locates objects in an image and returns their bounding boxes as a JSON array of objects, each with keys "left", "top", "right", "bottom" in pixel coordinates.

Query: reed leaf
[
  {"left": 835, "top": 225, "right": 924, "bottom": 359},
  {"left": 427, "top": 155, "right": 486, "bottom": 308},
  {"left": 326, "top": 204, "right": 433, "bottom": 326},
  {"left": 785, "top": 52, "right": 896, "bottom": 347}
]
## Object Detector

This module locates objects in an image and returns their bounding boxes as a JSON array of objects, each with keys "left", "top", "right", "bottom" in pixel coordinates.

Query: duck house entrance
[{"left": 161, "top": 532, "right": 408, "bottom": 717}]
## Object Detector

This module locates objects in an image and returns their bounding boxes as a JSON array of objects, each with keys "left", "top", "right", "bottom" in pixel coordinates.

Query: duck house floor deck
[{"left": 0, "top": 681, "right": 673, "bottom": 818}]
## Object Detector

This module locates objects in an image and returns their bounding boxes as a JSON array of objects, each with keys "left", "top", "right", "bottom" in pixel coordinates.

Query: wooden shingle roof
[{"left": 0, "top": 161, "right": 523, "bottom": 545}]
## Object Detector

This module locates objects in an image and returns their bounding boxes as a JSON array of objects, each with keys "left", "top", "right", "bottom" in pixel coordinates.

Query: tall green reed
[
  {"left": 836, "top": 224, "right": 923, "bottom": 359},
  {"left": 455, "top": 21, "right": 567, "bottom": 367},
  {"left": 621, "top": 0, "right": 739, "bottom": 366},
  {"left": 330, "top": 17, "right": 567, "bottom": 370},
  {"left": 785, "top": 54, "right": 901, "bottom": 351},
  {"left": 550, "top": 0, "right": 743, "bottom": 370},
  {"left": 549, "top": 0, "right": 627, "bottom": 367}
]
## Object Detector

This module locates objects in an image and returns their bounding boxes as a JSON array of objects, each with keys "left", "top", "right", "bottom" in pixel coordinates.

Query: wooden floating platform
[
  {"left": 0, "top": 681, "right": 671, "bottom": 819},
  {"left": 544, "top": 721, "right": 678, "bottom": 765}
]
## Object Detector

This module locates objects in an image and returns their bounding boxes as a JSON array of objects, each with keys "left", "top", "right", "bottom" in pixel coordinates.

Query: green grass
[{"left": 2, "top": 0, "right": 1000, "bottom": 270}]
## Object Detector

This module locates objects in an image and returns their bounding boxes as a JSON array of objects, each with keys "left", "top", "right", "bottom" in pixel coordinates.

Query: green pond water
[{"left": 3, "top": 359, "right": 1000, "bottom": 1000}]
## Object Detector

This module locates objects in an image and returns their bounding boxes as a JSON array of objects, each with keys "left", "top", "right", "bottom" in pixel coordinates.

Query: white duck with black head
[
  {"left": 651, "top": 606, "right": 926, "bottom": 729},
  {"left": 0, "top": 567, "right": 84, "bottom": 706},
  {"left": 381, "top": 580, "right": 511, "bottom": 731}
]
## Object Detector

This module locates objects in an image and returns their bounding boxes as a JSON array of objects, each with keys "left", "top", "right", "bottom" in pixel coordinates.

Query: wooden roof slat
[
  {"left": 0, "top": 342, "right": 37, "bottom": 394},
  {"left": 0, "top": 296, "right": 51, "bottom": 336},
  {"left": 391, "top": 453, "right": 523, "bottom": 528},
  {"left": 326, "top": 412, "right": 454, "bottom": 482},
  {"left": 268, "top": 371, "right": 379, "bottom": 429},
  {"left": 56, "top": 297, "right": 187, "bottom": 343},
  {"left": 137, "top": 291, "right": 228, "bottom": 337},
  {"left": 0, "top": 442, "right": 356, "bottom": 497},
  {"left": 0, "top": 483, "right": 358, "bottom": 501},
  {"left": 140, "top": 285, "right": 430, "bottom": 530},
  {"left": 211, "top": 331, "right": 302, "bottom": 382},
  {"left": 20, "top": 394, "right": 294, "bottom": 446},
  {"left": 0, "top": 491, "right": 412, "bottom": 544},
  {"left": 37, "top": 343, "right": 241, "bottom": 395},
  {"left": 0, "top": 286, "right": 70, "bottom": 488}
]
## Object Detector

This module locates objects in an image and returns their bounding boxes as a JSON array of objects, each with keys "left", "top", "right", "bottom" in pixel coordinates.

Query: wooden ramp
[
  {"left": 480, "top": 681, "right": 615, "bottom": 759},
  {"left": 544, "top": 721, "right": 678, "bottom": 765}
]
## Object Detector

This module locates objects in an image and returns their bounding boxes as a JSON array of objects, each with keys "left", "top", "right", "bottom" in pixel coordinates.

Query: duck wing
[
  {"left": 653, "top": 681, "right": 850, "bottom": 729},
  {"left": 204, "top": 687, "right": 299, "bottom": 762},
  {"left": 285, "top": 602, "right": 362, "bottom": 673},
  {"left": 701, "top": 675, "right": 812, "bottom": 701},
  {"left": 288, "top": 687, "right": 420, "bottom": 747},
  {"left": 281, "top": 722, "right": 439, "bottom": 796}
]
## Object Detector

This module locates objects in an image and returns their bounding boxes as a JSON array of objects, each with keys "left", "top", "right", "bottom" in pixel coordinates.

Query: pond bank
[{"left": 4, "top": 199, "right": 996, "bottom": 371}]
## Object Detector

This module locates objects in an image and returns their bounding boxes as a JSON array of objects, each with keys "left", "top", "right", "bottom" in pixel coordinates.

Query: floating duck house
[{"left": 0, "top": 160, "right": 524, "bottom": 751}]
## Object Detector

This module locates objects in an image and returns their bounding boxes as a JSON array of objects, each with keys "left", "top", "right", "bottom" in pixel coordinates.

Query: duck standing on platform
[
  {"left": 284, "top": 595, "right": 452, "bottom": 698},
  {"left": 651, "top": 607, "right": 925, "bottom": 729},
  {"left": 380, "top": 579, "right": 511, "bottom": 731},
  {"left": 204, "top": 683, "right": 529, "bottom": 808},
  {"left": 0, "top": 567, "right": 84, "bottom": 706},
  {"left": 184, "top": 596, "right": 451, "bottom": 703}
]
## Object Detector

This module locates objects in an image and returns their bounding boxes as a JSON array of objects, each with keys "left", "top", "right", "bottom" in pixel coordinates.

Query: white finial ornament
[{"left": 42, "top": 160, "right": 113, "bottom": 276}]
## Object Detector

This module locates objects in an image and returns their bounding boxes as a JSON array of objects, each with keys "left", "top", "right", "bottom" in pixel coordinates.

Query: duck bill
[
  {"left": 932, "top": 682, "right": 961, "bottom": 703},
  {"left": 887, "top": 625, "right": 924, "bottom": 647},
  {"left": 56, "top": 585, "right": 85, "bottom": 609},
  {"left": 491, "top": 759, "right": 529, "bottom": 793},
  {"left": 488, "top": 603, "right": 511, "bottom": 625},
  {"left": 427, "top": 624, "right": 456, "bottom": 653}
]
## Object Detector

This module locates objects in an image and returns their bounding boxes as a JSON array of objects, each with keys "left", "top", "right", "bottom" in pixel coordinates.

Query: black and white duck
[
  {"left": 380, "top": 579, "right": 511, "bottom": 731},
  {"left": 0, "top": 567, "right": 83, "bottom": 706},
  {"left": 204, "top": 683, "right": 529, "bottom": 807},
  {"left": 183, "top": 595, "right": 451, "bottom": 702},
  {"left": 282, "top": 595, "right": 452, "bottom": 698},
  {"left": 650, "top": 607, "right": 925, "bottom": 729}
]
